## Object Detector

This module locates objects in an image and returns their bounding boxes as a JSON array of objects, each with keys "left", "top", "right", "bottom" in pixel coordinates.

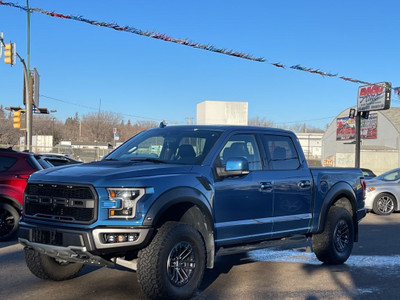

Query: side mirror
[{"left": 216, "top": 157, "right": 250, "bottom": 178}]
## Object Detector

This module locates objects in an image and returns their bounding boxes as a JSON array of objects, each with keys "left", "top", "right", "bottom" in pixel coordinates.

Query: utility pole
[
  {"left": 185, "top": 116, "right": 194, "bottom": 125},
  {"left": 355, "top": 111, "right": 361, "bottom": 168}
]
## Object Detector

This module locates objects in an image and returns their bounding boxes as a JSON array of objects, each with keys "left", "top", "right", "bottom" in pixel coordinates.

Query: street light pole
[{"left": 25, "top": 0, "right": 32, "bottom": 151}]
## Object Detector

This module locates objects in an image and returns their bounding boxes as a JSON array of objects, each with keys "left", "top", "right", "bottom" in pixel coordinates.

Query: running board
[{"left": 216, "top": 235, "right": 308, "bottom": 256}]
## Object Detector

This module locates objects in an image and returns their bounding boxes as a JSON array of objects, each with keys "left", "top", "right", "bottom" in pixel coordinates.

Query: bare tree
[
  {"left": 80, "top": 111, "right": 122, "bottom": 142},
  {"left": 0, "top": 106, "right": 24, "bottom": 146},
  {"left": 62, "top": 113, "right": 80, "bottom": 141},
  {"left": 0, "top": 106, "right": 160, "bottom": 147},
  {"left": 248, "top": 117, "right": 275, "bottom": 127},
  {"left": 249, "top": 116, "right": 325, "bottom": 133},
  {"left": 4, "top": 110, "right": 326, "bottom": 147},
  {"left": 286, "top": 123, "right": 325, "bottom": 133}
]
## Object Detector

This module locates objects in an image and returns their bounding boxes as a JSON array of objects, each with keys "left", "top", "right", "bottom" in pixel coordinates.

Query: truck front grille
[{"left": 24, "top": 183, "right": 97, "bottom": 224}]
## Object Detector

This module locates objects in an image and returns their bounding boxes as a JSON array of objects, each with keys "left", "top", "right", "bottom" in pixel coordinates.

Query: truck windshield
[{"left": 104, "top": 128, "right": 222, "bottom": 165}]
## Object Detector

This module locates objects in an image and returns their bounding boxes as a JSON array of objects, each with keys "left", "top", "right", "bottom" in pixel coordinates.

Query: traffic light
[
  {"left": 4, "top": 43, "right": 16, "bottom": 65},
  {"left": 13, "top": 110, "right": 21, "bottom": 129}
]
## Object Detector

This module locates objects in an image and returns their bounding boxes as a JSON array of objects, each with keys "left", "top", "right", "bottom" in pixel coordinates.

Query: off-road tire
[
  {"left": 24, "top": 247, "right": 84, "bottom": 281},
  {"left": 312, "top": 206, "right": 354, "bottom": 265},
  {"left": 372, "top": 193, "right": 395, "bottom": 215},
  {"left": 0, "top": 202, "right": 19, "bottom": 241},
  {"left": 137, "top": 221, "right": 206, "bottom": 300}
]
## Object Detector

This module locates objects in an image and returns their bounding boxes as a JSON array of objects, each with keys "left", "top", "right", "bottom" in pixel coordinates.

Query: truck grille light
[{"left": 103, "top": 233, "right": 139, "bottom": 244}]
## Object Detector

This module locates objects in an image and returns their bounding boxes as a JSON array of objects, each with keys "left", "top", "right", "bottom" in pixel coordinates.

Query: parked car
[
  {"left": 19, "top": 125, "right": 366, "bottom": 299},
  {"left": 0, "top": 148, "right": 51, "bottom": 241},
  {"left": 361, "top": 168, "right": 376, "bottom": 179},
  {"left": 39, "top": 153, "right": 82, "bottom": 167},
  {"left": 365, "top": 168, "right": 400, "bottom": 215}
]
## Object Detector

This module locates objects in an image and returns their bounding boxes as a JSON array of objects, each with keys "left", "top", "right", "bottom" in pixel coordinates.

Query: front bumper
[
  {"left": 364, "top": 191, "right": 378, "bottom": 210},
  {"left": 19, "top": 239, "right": 114, "bottom": 267},
  {"left": 19, "top": 222, "right": 152, "bottom": 255}
]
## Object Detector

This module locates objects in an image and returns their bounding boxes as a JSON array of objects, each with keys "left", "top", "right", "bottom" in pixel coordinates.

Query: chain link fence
[{"left": 0, "top": 144, "right": 114, "bottom": 163}]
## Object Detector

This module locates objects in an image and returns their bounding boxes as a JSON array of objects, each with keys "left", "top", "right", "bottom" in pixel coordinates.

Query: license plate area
[{"left": 32, "top": 229, "right": 63, "bottom": 246}]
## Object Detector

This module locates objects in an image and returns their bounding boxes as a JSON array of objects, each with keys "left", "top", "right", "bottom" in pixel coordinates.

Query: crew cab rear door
[{"left": 260, "top": 134, "right": 313, "bottom": 237}]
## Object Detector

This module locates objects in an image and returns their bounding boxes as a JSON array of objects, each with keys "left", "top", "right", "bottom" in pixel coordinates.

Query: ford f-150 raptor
[{"left": 19, "top": 125, "right": 366, "bottom": 299}]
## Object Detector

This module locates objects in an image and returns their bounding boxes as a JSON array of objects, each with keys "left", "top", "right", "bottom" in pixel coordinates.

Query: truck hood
[{"left": 29, "top": 161, "right": 194, "bottom": 186}]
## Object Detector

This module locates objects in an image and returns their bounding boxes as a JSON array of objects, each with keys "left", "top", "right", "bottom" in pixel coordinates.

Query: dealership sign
[
  {"left": 357, "top": 82, "right": 391, "bottom": 112},
  {"left": 336, "top": 113, "right": 378, "bottom": 141}
]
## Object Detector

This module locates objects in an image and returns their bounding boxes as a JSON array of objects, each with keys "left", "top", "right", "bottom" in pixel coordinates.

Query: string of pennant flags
[{"left": 1, "top": 0, "right": 399, "bottom": 98}]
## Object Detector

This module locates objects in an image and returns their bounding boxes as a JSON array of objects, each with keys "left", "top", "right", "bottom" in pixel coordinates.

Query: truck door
[
  {"left": 213, "top": 134, "right": 273, "bottom": 245},
  {"left": 260, "top": 134, "right": 313, "bottom": 237}
]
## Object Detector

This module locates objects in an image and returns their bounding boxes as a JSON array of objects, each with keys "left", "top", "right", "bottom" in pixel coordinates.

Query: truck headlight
[{"left": 107, "top": 188, "right": 145, "bottom": 218}]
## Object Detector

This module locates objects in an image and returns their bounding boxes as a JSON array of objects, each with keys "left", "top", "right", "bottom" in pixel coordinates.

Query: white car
[{"left": 365, "top": 168, "right": 400, "bottom": 215}]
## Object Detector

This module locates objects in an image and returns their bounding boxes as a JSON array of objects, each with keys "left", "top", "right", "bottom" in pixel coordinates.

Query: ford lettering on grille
[{"left": 24, "top": 183, "right": 97, "bottom": 224}]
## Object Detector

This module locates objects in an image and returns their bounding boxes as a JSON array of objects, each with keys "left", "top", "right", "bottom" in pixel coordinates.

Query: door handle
[
  {"left": 298, "top": 180, "right": 311, "bottom": 188},
  {"left": 260, "top": 182, "right": 273, "bottom": 190}
]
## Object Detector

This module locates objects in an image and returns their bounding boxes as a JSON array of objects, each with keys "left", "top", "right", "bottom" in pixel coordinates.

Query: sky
[{"left": 0, "top": 0, "right": 399, "bottom": 129}]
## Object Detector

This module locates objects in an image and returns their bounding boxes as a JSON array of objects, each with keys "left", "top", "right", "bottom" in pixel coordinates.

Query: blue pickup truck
[{"left": 19, "top": 125, "right": 366, "bottom": 299}]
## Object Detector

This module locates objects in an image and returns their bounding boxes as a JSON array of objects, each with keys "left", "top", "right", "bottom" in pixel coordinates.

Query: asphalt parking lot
[{"left": 1, "top": 213, "right": 399, "bottom": 300}]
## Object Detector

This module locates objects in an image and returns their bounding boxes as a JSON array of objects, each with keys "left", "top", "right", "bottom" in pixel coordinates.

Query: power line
[
  {"left": 29, "top": 94, "right": 400, "bottom": 127},
  {"left": 40, "top": 94, "right": 177, "bottom": 123},
  {"left": 273, "top": 116, "right": 336, "bottom": 126},
  {"left": 41, "top": 95, "right": 98, "bottom": 110}
]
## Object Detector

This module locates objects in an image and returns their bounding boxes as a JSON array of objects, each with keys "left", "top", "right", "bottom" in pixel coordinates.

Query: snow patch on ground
[
  {"left": 249, "top": 248, "right": 400, "bottom": 270},
  {"left": 357, "top": 288, "right": 380, "bottom": 295}
]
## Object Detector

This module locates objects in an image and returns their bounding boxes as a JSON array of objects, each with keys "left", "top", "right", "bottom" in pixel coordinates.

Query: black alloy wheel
[
  {"left": 333, "top": 219, "right": 350, "bottom": 253},
  {"left": 167, "top": 241, "right": 196, "bottom": 287}
]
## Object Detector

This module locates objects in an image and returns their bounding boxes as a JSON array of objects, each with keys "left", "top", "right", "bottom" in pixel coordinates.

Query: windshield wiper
[
  {"left": 104, "top": 158, "right": 119, "bottom": 161},
  {"left": 130, "top": 157, "right": 167, "bottom": 164}
]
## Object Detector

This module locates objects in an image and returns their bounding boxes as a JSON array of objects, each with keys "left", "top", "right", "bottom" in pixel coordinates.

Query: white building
[
  {"left": 296, "top": 133, "right": 323, "bottom": 160},
  {"left": 34, "top": 135, "right": 53, "bottom": 153},
  {"left": 196, "top": 101, "right": 248, "bottom": 125}
]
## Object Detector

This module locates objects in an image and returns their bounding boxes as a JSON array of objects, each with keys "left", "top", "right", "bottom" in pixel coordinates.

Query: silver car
[{"left": 365, "top": 168, "right": 400, "bottom": 215}]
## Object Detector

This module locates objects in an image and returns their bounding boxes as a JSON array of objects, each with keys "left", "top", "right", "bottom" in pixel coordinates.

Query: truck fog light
[
  {"left": 103, "top": 233, "right": 139, "bottom": 243},
  {"left": 105, "top": 234, "right": 116, "bottom": 243},
  {"left": 128, "top": 233, "right": 139, "bottom": 242}
]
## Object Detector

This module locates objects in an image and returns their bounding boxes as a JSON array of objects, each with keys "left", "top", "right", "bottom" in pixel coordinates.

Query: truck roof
[{"left": 155, "top": 124, "right": 295, "bottom": 135}]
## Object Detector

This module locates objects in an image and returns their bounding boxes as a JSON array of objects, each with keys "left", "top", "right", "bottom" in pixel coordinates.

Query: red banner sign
[{"left": 336, "top": 113, "right": 377, "bottom": 141}]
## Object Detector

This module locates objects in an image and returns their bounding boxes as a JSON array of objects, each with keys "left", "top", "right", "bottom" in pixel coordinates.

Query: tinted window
[
  {"left": 45, "top": 158, "right": 69, "bottom": 166},
  {"left": 35, "top": 157, "right": 53, "bottom": 169},
  {"left": 26, "top": 156, "right": 44, "bottom": 171},
  {"left": 217, "top": 134, "right": 262, "bottom": 171},
  {"left": 0, "top": 156, "right": 17, "bottom": 172},
  {"left": 262, "top": 135, "right": 300, "bottom": 170}
]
